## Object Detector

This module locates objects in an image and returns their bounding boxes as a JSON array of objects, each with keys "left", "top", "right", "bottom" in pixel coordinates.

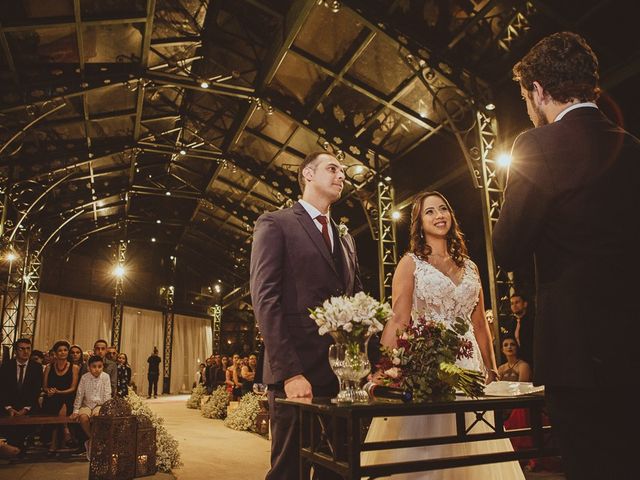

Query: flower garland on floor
[
  {"left": 125, "top": 391, "right": 182, "bottom": 472},
  {"left": 186, "top": 384, "right": 206, "bottom": 409},
  {"left": 224, "top": 393, "right": 261, "bottom": 431},
  {"left": 202, "top": 386, "right": 230, "bottom": 419}
]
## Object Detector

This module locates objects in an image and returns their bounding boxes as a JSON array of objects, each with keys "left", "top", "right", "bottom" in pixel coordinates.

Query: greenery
[
  {"left": 125, "top": 391, "right": 182, "bottom": 472},
  {"left": 202, "top": 386, "right": 230, "bottom": 419},
  {"left": 186, "top": 384, "right": 207, "bottom": 409},
  {"left": 224, "top": 393, "right": 261, "bottom": 431},
  {"left": 378, "top": 316, "right": 485, "bottom": 402}
]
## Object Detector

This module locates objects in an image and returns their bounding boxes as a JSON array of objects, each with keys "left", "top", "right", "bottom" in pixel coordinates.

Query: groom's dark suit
[
  {"left": 493, "top": 106, "right": 640, "bottom": 480},
  {"left": 250, "top": 201, "right": 362, "bottom": 480}
]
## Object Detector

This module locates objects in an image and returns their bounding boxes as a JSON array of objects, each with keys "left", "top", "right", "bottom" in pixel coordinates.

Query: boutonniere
[{"left": 337, "top": 223, "right": 349, "bottom": 238}]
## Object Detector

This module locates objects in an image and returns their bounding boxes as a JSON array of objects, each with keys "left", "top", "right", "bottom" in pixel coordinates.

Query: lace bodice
[{"left": 408, "top": 253, "right": 483, "bottom": 371}]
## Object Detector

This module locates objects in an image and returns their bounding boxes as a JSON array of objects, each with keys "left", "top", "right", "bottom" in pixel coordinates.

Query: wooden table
[{"left": 278, "top": 394, "right": 558, "bottom": 479}]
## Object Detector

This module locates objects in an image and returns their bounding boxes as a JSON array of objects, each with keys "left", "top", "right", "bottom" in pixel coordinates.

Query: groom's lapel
[{"left": 294, "top": 203, "right": 340, "bottom": 277}]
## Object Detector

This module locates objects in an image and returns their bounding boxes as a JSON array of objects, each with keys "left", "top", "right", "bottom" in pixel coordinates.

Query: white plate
[{"left": 483, "top": 381, "right": 544, "bottom": 397}]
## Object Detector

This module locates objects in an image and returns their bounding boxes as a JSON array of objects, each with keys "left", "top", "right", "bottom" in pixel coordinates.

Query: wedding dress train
[{"left": 361, "top": 254, "right": 525, "bottom": 479}]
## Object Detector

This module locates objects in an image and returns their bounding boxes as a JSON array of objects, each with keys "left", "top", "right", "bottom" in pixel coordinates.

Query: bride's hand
[
  {"left": 367, "top": 370, "right": 384, "bottom": 385},
  {"left": 486, "top": 369, "right": 499, "bottom": 385}
]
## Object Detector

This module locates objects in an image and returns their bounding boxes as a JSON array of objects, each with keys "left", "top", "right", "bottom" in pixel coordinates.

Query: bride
[{"left": 362, "top": 191, "right": 525, "bottom": 479}]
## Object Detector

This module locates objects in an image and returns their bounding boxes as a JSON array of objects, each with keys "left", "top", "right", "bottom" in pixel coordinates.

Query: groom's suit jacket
[
  {"left": 250, "top": 201, "right": 363, "bottom": 388},
  {"left": 493, "top": 107, "right": 640, "bottom": 389}
]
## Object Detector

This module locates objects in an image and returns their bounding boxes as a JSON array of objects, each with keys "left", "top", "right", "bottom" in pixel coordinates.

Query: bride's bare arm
[
  {"left": 470, "top": 286, "right": 498, "bottom": 382},
  {"left": 380, "top": 255, "right": 415, "bottom": 348}
]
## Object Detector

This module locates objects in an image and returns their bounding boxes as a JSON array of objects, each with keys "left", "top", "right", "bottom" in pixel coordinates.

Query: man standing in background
[{"left": 147, "top": 347, "right": 161, "bottom": 399}]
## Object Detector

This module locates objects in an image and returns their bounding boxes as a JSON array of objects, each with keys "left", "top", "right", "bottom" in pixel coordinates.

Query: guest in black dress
[
  {"left": 42, "top": 340, "right": 80, "bottom": 452},
  {"left": 116, "top": 353, "right": 131, "bottom": 397}
]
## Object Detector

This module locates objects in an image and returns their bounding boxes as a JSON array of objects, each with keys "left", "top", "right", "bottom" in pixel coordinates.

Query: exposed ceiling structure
[{"left": 1, "top": 0, "right": 638, "bottom": 314}]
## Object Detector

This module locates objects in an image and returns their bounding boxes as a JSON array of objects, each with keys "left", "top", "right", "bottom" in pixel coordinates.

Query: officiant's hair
[
  {"left": 513, "top": 31, "right": 600, "bottom": 103},
  {"left": 408, "top": 191, "right": 468, "bottom": 268},
  {"left": 298, "top": 151, "right": 335, "bottom": 193}
]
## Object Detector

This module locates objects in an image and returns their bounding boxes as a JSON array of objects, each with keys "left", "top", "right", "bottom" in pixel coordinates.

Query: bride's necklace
[
  {"left": 507, "top": 359, "right": 520, "bottom": 370},
  {"left": 428, "top": 252, "right": 457, "bottom": 277}
]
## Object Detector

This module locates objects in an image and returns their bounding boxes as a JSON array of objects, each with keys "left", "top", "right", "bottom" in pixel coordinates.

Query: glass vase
[{"left": 328, "top": 331, "right": 372, "bottom": 403}]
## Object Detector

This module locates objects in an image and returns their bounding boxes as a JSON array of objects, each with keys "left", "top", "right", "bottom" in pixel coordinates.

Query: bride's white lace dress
[{"left": 362, "top": 253, "right": 525, "bottom": 479}]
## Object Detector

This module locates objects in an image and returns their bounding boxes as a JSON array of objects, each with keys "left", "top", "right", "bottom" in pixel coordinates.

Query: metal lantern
[
  {"left": 89, "top": 397, "right": 137, "bottom": 480},
  {"left": 255, "top": 397, "right": 270, "bottom": 436},
  {"left": 135, "top": 414, "right": 157, "bottom": 477}
]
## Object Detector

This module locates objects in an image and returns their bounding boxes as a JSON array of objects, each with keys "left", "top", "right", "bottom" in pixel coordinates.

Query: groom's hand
[{"left": 284, "top": 374, "right": 312, "bottom": 398}]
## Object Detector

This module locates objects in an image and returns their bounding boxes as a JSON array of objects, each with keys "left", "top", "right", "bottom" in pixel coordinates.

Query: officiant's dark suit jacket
[
  {"left": 493, "top": 107, "right": 640, "bottom": 389},
  {"left": 250, "top": 201, "right": 363, "bottom": 389}
]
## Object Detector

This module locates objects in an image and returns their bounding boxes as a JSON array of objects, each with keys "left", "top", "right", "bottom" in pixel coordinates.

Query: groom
[
  {"left": 250, "top": 151, "right": 362, "bottom": 480},
  {"left": 493, "top": 32, "right": 640, "bottom": 480}
]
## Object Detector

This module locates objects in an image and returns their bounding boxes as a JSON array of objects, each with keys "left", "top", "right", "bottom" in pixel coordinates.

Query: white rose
[{"left": 384, "top": 367, "right": 400, "bottom": 379}]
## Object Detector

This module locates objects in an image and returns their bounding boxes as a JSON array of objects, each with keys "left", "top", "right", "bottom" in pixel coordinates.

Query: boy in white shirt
[{"left": 70, "top": 355, "right": 111, "bottom": 457}]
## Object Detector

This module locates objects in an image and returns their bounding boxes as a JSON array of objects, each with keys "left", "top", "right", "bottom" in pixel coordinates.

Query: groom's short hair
[{"left": 298, "top": 151, "right": 334, "bottom": 193}]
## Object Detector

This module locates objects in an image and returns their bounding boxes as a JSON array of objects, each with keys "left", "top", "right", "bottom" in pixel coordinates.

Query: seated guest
[
  {"left": 115, "top": 353, "right": 131, "bottom": 397},
  {"left": 70, "top": 355, "right": 111, "bottom": 459},
  {"left": 81, "top": 340, "right": 117, "bottom": 396},
  {"left": 0, "top": 338, "right": 43, "bottom": 452},
  {"left": 497, "top": 336, "right": 532, "bottom": 382},
  {"left": 211, "top": 356, "right": 226, "bottom": 390},
  {"left": 30, "top": 350, "right": 45, "bottom": 370},
  {"left": 192, "top": 363, "right": 207, "bottom": 388},
  {"left": 240, "top": 354, "right": 257, "bottom": 396},
  {"left": 0, "top": 437, "right": 20, "bottom": 458},
  {"left": 42, "top": 340, "right": 80, "bottom": 453},
  {"left": 69, "top": 344, "right": 85, "bottom": 369}
]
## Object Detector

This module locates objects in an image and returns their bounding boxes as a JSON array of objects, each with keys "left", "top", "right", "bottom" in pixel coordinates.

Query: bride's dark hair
[{"left": 408, "top": 191, "right": 468, "bottom": 268}]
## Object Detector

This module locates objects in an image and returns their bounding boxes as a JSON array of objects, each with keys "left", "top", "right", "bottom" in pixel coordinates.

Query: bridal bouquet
[
  {"left": 377, "top": 316, "right": 485, "bottom": 402},
  {"left": 309, "top": 291, "right": 391, "bottom": 337}
]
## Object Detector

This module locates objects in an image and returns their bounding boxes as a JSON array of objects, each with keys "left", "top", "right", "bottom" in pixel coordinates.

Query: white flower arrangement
[
  {"left": 309, "top": 291, "right": 392, "bottom": 337},
  {"left": 201, "top": 386, "right": 230, "bottom": 419},
  {"left": 186, "top": 384, "right": 206, "bottom": 409},
  {"left": 337, "top": 223, "right": 349, "bottom": 238},
  {"left": 125, "top": 391, "right": 182, "bottom": 472},
  {"left": 224, "top": 393, "right": 262, "bottom": 431}
]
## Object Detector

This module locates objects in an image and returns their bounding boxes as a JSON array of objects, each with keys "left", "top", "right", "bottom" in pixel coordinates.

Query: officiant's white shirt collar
[{"left": 554, "top": 102, "right": 598, "bottom": 122}]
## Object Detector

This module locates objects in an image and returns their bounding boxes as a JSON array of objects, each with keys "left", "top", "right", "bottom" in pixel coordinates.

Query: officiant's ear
[{"left": 532, "top": 81, "right": 548, "bottom": 105}]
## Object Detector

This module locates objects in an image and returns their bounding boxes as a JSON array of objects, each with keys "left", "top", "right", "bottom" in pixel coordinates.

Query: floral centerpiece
[
  {"left": 224, "top": 393, "right": 262, "bottom": 431},
  {"left": 377, "top": 315, "right": 485, "bottom": 402},
  {"left": 310, "top": 291, "right": 392, "bottom": 403},
  {"left": 125, "top": 391, "right": 182, "bottom": 472},
  {"left": 202, "top": 386, "right": 230, "bottom": 419},
  {"left": 186, "top": 384, "right": 206, "bottom": 409}
]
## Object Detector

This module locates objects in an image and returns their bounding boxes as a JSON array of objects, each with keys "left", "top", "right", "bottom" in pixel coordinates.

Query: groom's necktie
[{"left": 315, "top": 215, "right": 332, "bottom": 252}]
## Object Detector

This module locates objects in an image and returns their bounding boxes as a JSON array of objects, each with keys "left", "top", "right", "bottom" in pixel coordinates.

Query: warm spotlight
[
  {"left": 6, "top": 252, "right": 17, "bottom": 262},
  {"left": 485, "top": 103, "right": 496, "bottom": 111},
  {"left": 391, "top": 211, "right": 401, "bottom": 220},
  {"left": 214, "top": 284, "right": 221, "bottom": 293},
  {"left": 113, "top": 265, "right": 125, "bottom": 278},
  {"left": 354, "top": 165, "right": 364, "bottom": 174},
  {"left": 165, "top": 191, "right": 171, "bottom": 196},
  {"left": 156, "top": 219, "right": 161, "bottom": 224},
  {"left": 151, "top": 237, "right": 156, "bottom": 243},
  {"left": 179, "top": 149, "right": 186, "bottom": 155},
  {"left": 200, "top": 80, "right": 209, "bottom": 89},
  {"left": 497, "top": 153, "right": 512, "bottom": 167}
]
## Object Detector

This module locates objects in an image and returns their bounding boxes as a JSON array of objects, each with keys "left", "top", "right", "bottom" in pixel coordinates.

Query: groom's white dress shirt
[{"left": 298, "top": 200, "right": 335, "bottom": 251}]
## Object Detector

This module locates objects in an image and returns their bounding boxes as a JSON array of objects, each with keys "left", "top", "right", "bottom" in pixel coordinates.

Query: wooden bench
[{"left": 0, "top": 415, "right": 78, "bottom": 426}]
